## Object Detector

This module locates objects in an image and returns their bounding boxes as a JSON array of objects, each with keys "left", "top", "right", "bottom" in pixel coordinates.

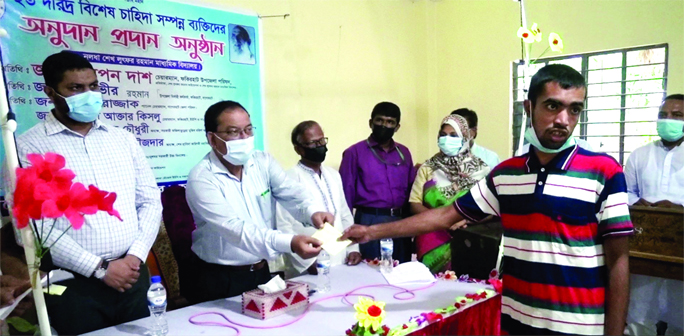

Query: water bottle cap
[{"left": 151, "top": 275, "right": 162, "bottom": 283}]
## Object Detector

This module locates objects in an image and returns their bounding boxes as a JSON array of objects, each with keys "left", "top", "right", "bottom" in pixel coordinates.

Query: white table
[{"left": 86, "top": 264, "right": 496, "bottom": 336}]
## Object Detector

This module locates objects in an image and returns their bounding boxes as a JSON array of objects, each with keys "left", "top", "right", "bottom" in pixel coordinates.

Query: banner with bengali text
[{"left": 0, "top": 0, "right": 264, "bottom": 189}]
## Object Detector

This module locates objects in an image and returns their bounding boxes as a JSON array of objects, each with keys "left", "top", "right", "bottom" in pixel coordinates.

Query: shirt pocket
[
  {"left": 256, "top": 190, "right": 274, "bottom": 228},
  {"left": 551, "top": 211, "right": 597, "bottom": 246}
]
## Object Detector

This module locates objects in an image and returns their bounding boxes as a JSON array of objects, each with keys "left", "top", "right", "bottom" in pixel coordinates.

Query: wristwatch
[{"left": 93, "top": 259, "right": 110, "bottom": 280}]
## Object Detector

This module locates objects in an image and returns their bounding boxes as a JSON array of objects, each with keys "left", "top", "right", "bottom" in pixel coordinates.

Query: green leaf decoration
[{"left": 6, "top": 317, "right": 39, "bottom": 333}]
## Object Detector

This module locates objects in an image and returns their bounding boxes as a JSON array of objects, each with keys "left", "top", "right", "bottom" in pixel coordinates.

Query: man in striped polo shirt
[{"left": 342, "top": 64, "right": 633, "bottom": 335}]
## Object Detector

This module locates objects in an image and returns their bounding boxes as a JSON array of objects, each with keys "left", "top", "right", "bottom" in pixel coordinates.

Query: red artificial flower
[
  {"left": 488, "top": 278, "right": 503, "bottom": 294},
  {"left": 85, "top": 185, "right": 122, "bottom": 221},
  {"left": 27, "top": 153, "right": 76, "bottom": 193},
  {"left": 381, "top": 325, "right": 390, "bottom": 335},
  {"left": 402, "top": 324, "right": 408, "bottom": 329},
  {"left": 489, "top": 269, "right": 499, "bottom": 279},
  {"left": 12, "top": 153, "right": 121, "bottom": 230},
  {"left": 12, "top": 166, "right": 44, "bottom": 228},
  {"left": 454, "top": 302, "right": 461, "bottom": 309},
  {"left": 367, "top": 305, "right": 382, "bottom": 317},
  {"left": 39, "top": 183, "right": 96, "bottom": 229},
  {"left": 422, "top": 312, "right": 443, "bottom": 323}
]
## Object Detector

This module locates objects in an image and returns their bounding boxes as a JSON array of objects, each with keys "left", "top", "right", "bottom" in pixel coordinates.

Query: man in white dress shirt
[
  {"left": 625, "top": 94, "right": 684, "bottom": 208},
  {"left": 450, "top": 108, "right": 501, "bottom": 168},
  {"left": 623, "top": 94, "right": 683, "bottom": 335},
  {"left": 8, "top": 51, "right": 162, "bottom": 334},
  {"left": 276, "top": 121, "right": 362, "bottom": 278},
  {"left": 183, "top": 101, "right": 333, "bottom": 303}
]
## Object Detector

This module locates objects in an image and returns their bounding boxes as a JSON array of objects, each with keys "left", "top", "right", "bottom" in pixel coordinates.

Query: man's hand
[
  {"left": 652, "top": 200, "right": 683, "bottom": 209},
  {"left": 121, "top": 254, "right": 141, "bottom": 271},
  {"left": 345, "top": 251, "right": 362, "bottom": 266},
  {"left": 311, "top": 212, "right": 335, "bottom": 229},
  {"left": 634, "top": 198, "right": 653, "bottom": 206},
  {"left": 0, "top": 275, "right": 31, "bottom": 308},
  {"left": 291, "top": 235, "right": 322, "bottom": 259},
  {"left": 340, "top": 225, "right": 372, "bottom": 244},
  {"left": 103, "top": 258, "right": 140, "bottom": 293},
  {"left": 449, "top": 219, "right": 468, "bottom": 231}
]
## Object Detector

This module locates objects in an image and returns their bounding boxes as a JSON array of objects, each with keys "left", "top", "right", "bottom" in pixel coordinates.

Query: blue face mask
[
  {"left": 657, "top": 119, "right": 684, "bottom": 142},
  {"left": 438, "top": 136, "right": 463, "bottom": 156},
  {"left": 56, "top": 90, "right": 103, "bottom": 123},
  {"left": 524, "top": 127, "right": 576, "bottom": 154}
]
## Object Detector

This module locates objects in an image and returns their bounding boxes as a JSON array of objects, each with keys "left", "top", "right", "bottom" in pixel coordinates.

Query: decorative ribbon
[{"left": 188, "top": 281, "right": 438, "bottom": 335}]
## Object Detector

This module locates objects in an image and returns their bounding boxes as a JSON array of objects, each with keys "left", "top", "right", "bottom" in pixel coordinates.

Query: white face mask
[{"left": 214, "top": 134, "right": 254, "bottom": 165}]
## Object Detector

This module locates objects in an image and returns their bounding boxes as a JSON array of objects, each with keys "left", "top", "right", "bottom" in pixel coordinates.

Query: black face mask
[
  {"left": 371, "top": 125, "right": 395, "bottom": 143},
  {"left": 300, "top": 144, "right": 328, "bottom": 163}
]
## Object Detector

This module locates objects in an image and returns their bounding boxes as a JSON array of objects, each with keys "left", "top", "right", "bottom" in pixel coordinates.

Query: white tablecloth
[{"left": 86, "top": 264, "right": 495, "bottom": 336}]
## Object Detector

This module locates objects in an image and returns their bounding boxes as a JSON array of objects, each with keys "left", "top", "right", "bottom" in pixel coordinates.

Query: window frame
[{"left": 511, "top": 43, "right": 669, "bottom": 164}]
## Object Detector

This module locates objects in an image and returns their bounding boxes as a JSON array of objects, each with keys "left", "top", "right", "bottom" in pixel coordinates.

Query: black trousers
[
  {"left": 44, "top": 264, "right": 150, "bottom": 335},
  {"left": 180, "top": 252, "right": 271, "bottom": 305}
]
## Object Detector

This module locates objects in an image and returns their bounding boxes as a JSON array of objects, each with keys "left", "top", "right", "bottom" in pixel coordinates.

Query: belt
[
  {"left": 224, "top": 259, "right": 267, "bottom": 272},
  {"left": 356, "top": 206, "right": 404, "bottom": 217}
]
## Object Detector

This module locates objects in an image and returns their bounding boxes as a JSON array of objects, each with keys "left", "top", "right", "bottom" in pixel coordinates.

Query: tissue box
[{"left": 242, "top": 281, "right": 309, "bottom": 320}]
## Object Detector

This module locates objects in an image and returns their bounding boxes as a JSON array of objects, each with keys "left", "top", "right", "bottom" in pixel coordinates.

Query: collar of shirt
[
  {"left": 44, "top": 110, "right": 109, "bottom": 136},
  {"left": 207, "top": 149, "right": 255, "bottom": 182},
  {"left": 525, "top": 144, "right": 579, "bottom": 173},
  {"left": 367, "top": 136, "right": 397, "bottom": 153},
  {"left": 297, "top": 161, "right": 324, "bottom": 176},
  {"left": 656, "top": 140, "right": 683, "bottom": 151}
]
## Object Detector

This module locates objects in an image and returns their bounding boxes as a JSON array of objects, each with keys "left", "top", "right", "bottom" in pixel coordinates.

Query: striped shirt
[
  {"left": 454, "top": 145, "right": 633, "bottom": 335},
  {"left": 9, "top": 112, "right": 162, "bottom": 277}
]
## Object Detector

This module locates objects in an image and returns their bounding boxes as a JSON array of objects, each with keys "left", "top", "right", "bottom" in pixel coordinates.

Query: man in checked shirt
[{"left": 9, "top": 51, "right": 162, "bottom": 334}]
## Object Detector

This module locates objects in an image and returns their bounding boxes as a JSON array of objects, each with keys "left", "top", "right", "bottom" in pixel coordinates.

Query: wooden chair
[{"left": 146, "top": 222, "right": 189, "bottom": 310}]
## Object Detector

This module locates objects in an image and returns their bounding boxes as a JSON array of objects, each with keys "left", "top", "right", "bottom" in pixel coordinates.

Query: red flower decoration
[
  {"left": 367, "top": 305, "right": 382, "bottom": 317},
  {"left": 402, "top": 324, "right": 408, "bottom": 329},
  {"left": 381, "top": 325, "right": 390, "bottom": 335},
  {"left": 85, "top": 185, "right": 122, "bottom": 221},
  {"left": 12, "top": 167, "right": 44, "bottom": 228},
  {"left": 488, "top": 278, "right": 503, "bottom": 294},
  {"left": 11, "top": 153, "right": 122, "bottom": 230},
  {"left": 489, "top": 269, "right": 499, "bottom": 279},
  {"left": 422, "top": 312, "right": 443, "bottom": 323},
  {"left": 454, "top": 302, "right": 461, "bottom": 309}
]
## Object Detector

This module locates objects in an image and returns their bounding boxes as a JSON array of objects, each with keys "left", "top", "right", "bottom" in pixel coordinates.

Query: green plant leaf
[{"left": 6, "top": 317, "right": 39, "bottom": 333}]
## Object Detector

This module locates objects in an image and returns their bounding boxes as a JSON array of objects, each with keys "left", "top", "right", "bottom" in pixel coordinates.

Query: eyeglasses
[
  {"left": 215, "top": 126, "right": 256, "bottom": 140},
  {"left": 299, "top": 137, "right": 328, "bottom": 148}
]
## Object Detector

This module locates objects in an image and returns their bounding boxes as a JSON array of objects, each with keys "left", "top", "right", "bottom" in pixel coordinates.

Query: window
[{"left": 511, "top": 44, "right": 668, "bottom": 165}]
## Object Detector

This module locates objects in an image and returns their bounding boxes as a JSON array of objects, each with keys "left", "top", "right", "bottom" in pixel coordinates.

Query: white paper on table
[
  {"left": 381, "top": 261, "right": 437, "bottom": 285},
  {"left": 311, "top": 223, "right": 351, "bottom": 256},
  {"left": 0, "top": 270, "right": 74, "bottom": 320}
]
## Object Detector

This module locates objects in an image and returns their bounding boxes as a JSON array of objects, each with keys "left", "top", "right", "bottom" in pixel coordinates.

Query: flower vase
[{"left": 20, "top": 226, "right": 52, "bottom": 336}]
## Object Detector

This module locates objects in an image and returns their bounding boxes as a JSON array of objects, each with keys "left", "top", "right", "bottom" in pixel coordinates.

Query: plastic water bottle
[
  {"left": 147, "top": 276, "right": 168, "bottom": 336},
  {"left": 316, "top": 251, "right": 331, "bottom": 293},
  {"left": 380, "top": 238, "right": 394, "bottom": 273}
]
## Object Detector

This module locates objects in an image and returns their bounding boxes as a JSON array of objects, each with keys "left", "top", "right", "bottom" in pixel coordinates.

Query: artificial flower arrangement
[
  {"left": 346, "top": 297, "right": 391, "bottom": 336},
  {"left": 345, "top": 270, "right": 503, "bottom": 336},
  {"left": 516, "top": 22, "right": 564, "bottom": 60},
  {"left": 9, "top": 152, "right": 122, "bottom": 335},
  {"left": 13, "top": 152, "right": 122, "bottom": 264},
  {"left": 364, "top": 258, "right": 399, "bottom": 269}
]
